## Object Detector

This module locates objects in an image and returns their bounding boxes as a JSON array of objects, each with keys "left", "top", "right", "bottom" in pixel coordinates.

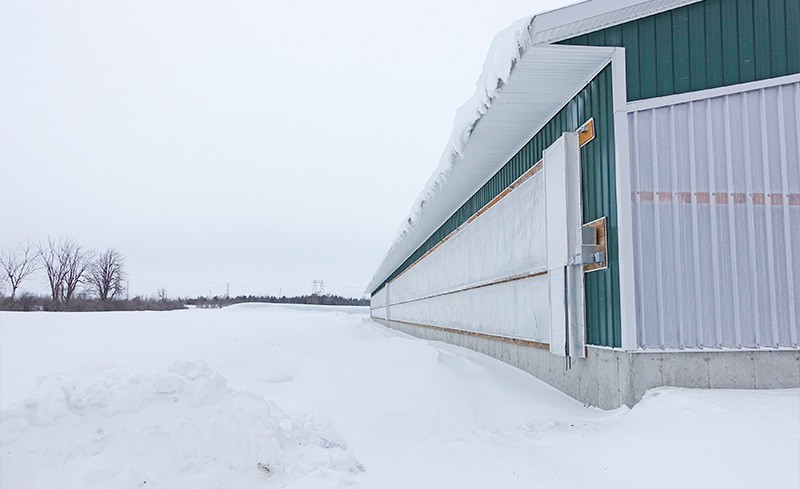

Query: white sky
[{"left": 0, "top": 0, "right": 576, "bottom": 298}]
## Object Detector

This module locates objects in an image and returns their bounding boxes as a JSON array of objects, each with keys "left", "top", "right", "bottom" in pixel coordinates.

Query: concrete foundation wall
[{"left": 375, "top": 318, "right": 800, "bottom": 409}]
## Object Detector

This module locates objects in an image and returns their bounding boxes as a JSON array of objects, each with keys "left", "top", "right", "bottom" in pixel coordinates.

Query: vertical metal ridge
[
  {"left": 687, "top": 101, "right": 704, "bottom": 348},
  {"left": 792, "top": 82, "right": 800, "bottom": 347},
  {"left": 651, "top": 108, "right": 667, "bottom": 348},
  {"left": 668, "top": 104, "right": 686, "bottom": 347},
  {"left": 741, "top": 91, "right": 761, "bottom": 347},
  {"left": 758, "top": 89, "right": 780, "bottom": 346},
  {"left": 777, "top": 84, "right": 797, "bottom": 346},
  {"left": 706, "top": 101, "right": 724, "bottom": 347},
  {"left": 723, "top": 95, "right": 743, "bottom": 347},
  {"left": 631, "top": 110, "right": 647, "bottom": 348}
]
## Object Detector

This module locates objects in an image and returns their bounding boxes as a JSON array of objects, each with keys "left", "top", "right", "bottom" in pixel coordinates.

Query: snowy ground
[{"left": 1, "top": 304, "right": 798, "bottom": 489}]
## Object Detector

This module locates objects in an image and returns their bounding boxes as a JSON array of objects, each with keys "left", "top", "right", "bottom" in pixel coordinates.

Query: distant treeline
[
  {"left": 186, "top": 294, "right": 369, "bottom": 309},
  {"left": 1, "top": 293, "right": 368, "bottom": 312},
  {"left": 0, "top": 294, "right": 186, "bottom": 312}
]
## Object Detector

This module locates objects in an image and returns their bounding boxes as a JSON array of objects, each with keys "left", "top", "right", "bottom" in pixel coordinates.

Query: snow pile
[
  {"left": 0, "top": 359, "right": 362, "bottom": 489},
  {"left": 372, "top": 16, "right": 536, "bottom": 288}
]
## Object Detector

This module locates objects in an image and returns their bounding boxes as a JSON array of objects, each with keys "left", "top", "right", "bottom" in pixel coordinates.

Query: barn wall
[{"left": 371, "top": 67, "right": 621, "bottom": 347}]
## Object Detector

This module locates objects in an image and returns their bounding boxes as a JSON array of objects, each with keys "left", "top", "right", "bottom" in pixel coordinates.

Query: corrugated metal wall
[
  {"left": 578, "top": 68, "right": 620, "bottom": 348},
  {"left": 628, "top": 79, "right": 800, "bottom": 348},
  {"left": 561, "top": 0, "right": 800, "bottom": 101},
  {"left": 374, "top": 67, "right": 621, "bottom": 347}
]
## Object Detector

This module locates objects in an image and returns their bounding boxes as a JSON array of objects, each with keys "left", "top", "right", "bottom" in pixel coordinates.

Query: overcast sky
[{"left": 0, "top": 0, "right": 576, "bottom": 298}]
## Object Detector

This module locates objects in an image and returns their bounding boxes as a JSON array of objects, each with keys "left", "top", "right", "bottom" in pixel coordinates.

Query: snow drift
[
  {"left": 0, "top": 360, "right": 362, "bottom": 489},
  {"left": 1, "top": 306, "right": 798, "bottom": 488}
]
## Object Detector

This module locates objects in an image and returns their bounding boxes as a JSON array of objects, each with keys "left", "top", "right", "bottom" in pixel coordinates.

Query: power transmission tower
[{"left": 311, "top": 280, "right": 325, "bottom": 296}]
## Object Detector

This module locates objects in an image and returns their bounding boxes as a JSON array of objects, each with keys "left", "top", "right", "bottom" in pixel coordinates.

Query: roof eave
[{"left": 366, "top": 44, "right": 618, "bottom": 294}]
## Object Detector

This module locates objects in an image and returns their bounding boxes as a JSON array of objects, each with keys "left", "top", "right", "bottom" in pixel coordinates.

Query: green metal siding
[
  {"left": 560, "top": 0, "right": 800, "bottom": 101},
  {"left": 375, "top": 67, "right": 621, "bottom": 348},
  {"left": 580, "top": 68, "right": 621, "bottom": 348}
]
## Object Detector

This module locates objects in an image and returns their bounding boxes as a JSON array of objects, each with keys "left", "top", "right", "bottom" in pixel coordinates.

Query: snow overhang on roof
[
  {"left": 367, "top": 0, "right": 702, "bottom": 294},
  {"left": 366, "top": 44, "right": 617, "bottom": 294}
]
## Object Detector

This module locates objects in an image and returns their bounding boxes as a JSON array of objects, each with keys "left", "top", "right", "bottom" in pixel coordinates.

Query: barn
[{"left": 367, "top": 0, "right": 800, "bottom": 408}]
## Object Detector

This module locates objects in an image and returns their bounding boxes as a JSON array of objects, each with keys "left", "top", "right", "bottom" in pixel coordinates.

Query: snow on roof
[
  {"left": 367, "top": 0, "right": 701, "bottom": 294},
  {"left": 375, "top": 15, "right": 536, "bottom": 272}
]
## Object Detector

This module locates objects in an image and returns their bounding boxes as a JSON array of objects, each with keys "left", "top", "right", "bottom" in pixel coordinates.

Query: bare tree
[
  {"left": 0, "top": 241, "right": 39, "bottom": 300},
  {"left": 86, "top": 248, "right": 126, "bottom": 301},
  {"left": 61, "top": 241, "right": 93, "bottom": 304},
  {"left": 39, "top": 237, "right": 92, "bottom": 304},
  {"left": 40, "top": 237, "right": 67, "bottom": 302}
]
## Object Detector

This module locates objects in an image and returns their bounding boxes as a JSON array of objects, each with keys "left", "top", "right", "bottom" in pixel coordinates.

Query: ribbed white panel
[
  {"left": 389, "top": 276, "right": 550, "bottom": 341},
  {"left": 389, "top": 170, "right": 547, "bottom": 305},
  {"left": 370, "top": 286, "right": 387, "bottom": 308},
  {"left": 377, "top": 163, "right": 550, "bottom": 342},
  {"left": 369, "top": 286, "right": 387, "bottom": 320},
  {"left": 628, "top": 80, "right": 800, "bottom": 349}
]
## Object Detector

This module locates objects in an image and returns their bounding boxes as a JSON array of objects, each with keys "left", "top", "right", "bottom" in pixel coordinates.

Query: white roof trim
[{"left": 529, "top": 0, "right": 702, "bottom": 45}]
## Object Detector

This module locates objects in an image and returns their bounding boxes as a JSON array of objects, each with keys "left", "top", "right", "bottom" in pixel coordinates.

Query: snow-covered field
[{"left": 1, "top": 304, "right": 798, "bottom": 489}]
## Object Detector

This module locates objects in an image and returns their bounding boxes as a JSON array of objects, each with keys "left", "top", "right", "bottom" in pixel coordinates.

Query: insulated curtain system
[{"left": 372, "top": 134, "right": 588, "bottom": 359}]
